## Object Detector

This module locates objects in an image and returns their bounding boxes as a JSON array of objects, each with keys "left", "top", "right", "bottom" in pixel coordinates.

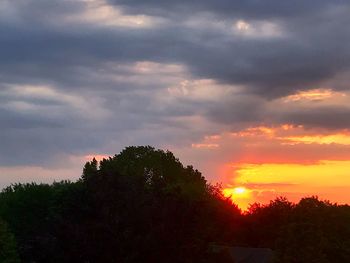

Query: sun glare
[
  {"left": 223, "top": 186, "right": 249, "bottom": 197},
  {"left": 223, "top": 187, "right": 252, "bottom": 210},
  {"left": 233, "top": 187, "right": 246, "bottom": 194}
]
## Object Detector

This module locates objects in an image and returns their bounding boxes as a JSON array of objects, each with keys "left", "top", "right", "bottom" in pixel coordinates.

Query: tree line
[{"left": 0, "top": 146, "right": 349, "bottom": 262}]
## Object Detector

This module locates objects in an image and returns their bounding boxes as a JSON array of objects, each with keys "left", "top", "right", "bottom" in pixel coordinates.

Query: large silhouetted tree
[{"left": 60, "top": 146, "right": 241, "bottom": 262}]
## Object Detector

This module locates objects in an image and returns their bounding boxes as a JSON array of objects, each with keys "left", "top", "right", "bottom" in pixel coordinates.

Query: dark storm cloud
[
  {"left": 0, "top": 108, "right": 63, "bottom": 129},
  {"left": 206, "top": 95, "right": 266, "bottom": 126},
  {"left": 109, "top": 0, "right": 350, "bottom": 97},
  {"left": 0, "top": 1, "right": 350, "bottom": 97},
  {"left": 1, "top": 0, "right": 350, "bottom": 166},
  {"left": 112, "top": 0, "right": 343, "bottom": 19},
  {"left": 2, "top": 0, "right": 350, "bottom": 96},
  {"left": 279, "top": 106, "right": 350, "bottom": 130},
  {"left": 0, "top": 127, "right": 107, "bottom": 166}
]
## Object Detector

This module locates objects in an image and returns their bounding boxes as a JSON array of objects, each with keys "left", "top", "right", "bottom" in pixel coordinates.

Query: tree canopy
[
  {"left": 0, "top": 218, "right": 19, "bottom": 263},
  {"left": 0, "top": 146, "right": 348, "bottom": 262}
]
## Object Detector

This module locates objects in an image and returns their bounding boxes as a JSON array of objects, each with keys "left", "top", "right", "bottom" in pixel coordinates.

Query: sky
[{"left": 1, "top": 0, "right": 350, "bottom": 210}]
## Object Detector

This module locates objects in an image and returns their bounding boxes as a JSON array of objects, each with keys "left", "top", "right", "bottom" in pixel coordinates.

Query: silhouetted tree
[
  {"left": 0, "top": 218, "right": 20, "bottom": 263},
  {"left": 64, "top": 146, "right": 241, "bottom": 262},
  {"left": 0, "top": 146, "right": 349, "bottom": 263},
  {"left": 0, "top": 182, "right": 75, "bottom": 262}
]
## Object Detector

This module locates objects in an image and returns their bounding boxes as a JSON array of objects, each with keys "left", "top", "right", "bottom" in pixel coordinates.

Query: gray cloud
[
  {"left": 279, "top": 106, "right": 350, "bottom": 130},
  {"left": 2, "top": 1, "right": 350, "bottom": 97},
  {"left": 1, "top": 0, "right": 350, "bottom": 168},
  {"left": 113, "top": 0, "right": 343, "bottom": 19}
]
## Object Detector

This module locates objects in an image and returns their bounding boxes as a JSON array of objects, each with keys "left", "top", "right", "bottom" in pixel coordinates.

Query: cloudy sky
[{"left": 1, "top": 0, "right": 350, "bottom": 209}]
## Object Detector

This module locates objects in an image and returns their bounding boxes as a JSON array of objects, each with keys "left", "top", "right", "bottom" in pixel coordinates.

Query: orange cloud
[
  {"left": 283, "top": 88, "right": 345, "bottom": 102},
  {"left": 231, "top": 126, "right": 275, "bottom": 137},
  {"left": 283, "top": 133, "right": 350, "bottom": 145},
  {"left": 231, "top": 125, "right": 350, "bottom": 146},
  {"left": 191, "top": 143, "right": 219, "bottom": 149}
]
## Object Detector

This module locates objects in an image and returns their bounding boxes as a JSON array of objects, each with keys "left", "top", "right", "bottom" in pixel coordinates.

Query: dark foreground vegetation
[{"left": 0, "top": 146, "right": 349, "bottom": 262}]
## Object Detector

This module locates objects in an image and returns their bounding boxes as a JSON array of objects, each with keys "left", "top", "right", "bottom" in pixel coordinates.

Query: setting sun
[
  {"left": 233, "top": 187, "right": 246, "bottom": 194},
  {"left": 223, "top": 186, "right": 249, "bottom": 196},
  {"left": 223, "top": 187, "right": 252, "bottom": 210}
]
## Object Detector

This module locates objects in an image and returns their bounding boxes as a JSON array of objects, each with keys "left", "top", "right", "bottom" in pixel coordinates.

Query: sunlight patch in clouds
[
  {"left": 283, "top": 88, "right": 345, "bottom": 102},
  {"left": 230, "top": 125, "right": 350, "bottom": 146},
  {"left": 232, "top": 19, "right": 284, "bottom": 38},
  {"left": 283, "top": 133, "right": 350, "bottom": 145},
  {"left": 132, "top": 61, "right": 184, "bottom": 75},
  {"left": 167, "top": 79, "right": 235, "bottom": 101},
  {"left": 191, "top": 143, "right": 219, "bottom": 149},
  {"left": 66, "top": 0, "right": 161, "bottom": 28},
  {"left": 235, "top": 20, "right": 250, "bottom": 31}
]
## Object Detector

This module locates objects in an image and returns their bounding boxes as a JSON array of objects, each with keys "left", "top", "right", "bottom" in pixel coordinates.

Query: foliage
[
  {"left": 63, "top": 146, "right": 241, "bottom": 262},
  {"left": 0, "top": 218, "right": 20, "bottom": 263},
  {"left": 242, "top": 196, "right": 350, "bottom": 263},
  {"left": 0, "top": 146, "right": 348, "bottom": 262}
]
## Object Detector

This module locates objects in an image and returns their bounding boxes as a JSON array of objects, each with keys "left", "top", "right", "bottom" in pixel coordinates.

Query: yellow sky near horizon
[{"left": 223, "top": 160, "right": 350, "bottom": 210}]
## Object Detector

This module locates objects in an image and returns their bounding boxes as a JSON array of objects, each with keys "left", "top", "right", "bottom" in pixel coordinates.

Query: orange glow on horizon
[
  {"left": 234, "top": 160, "right": 350, "bottom": 187},
  {"left": 222, "top": 160, "right": 350, "bottom": 210},
  {"left": 191, "top": 124, "right": 350, "bottom": 209}
]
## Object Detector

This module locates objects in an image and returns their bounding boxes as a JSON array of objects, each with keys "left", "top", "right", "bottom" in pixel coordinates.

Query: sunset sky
[{"left": 1, "top": 0, "right": 350, "bottom": 210}]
